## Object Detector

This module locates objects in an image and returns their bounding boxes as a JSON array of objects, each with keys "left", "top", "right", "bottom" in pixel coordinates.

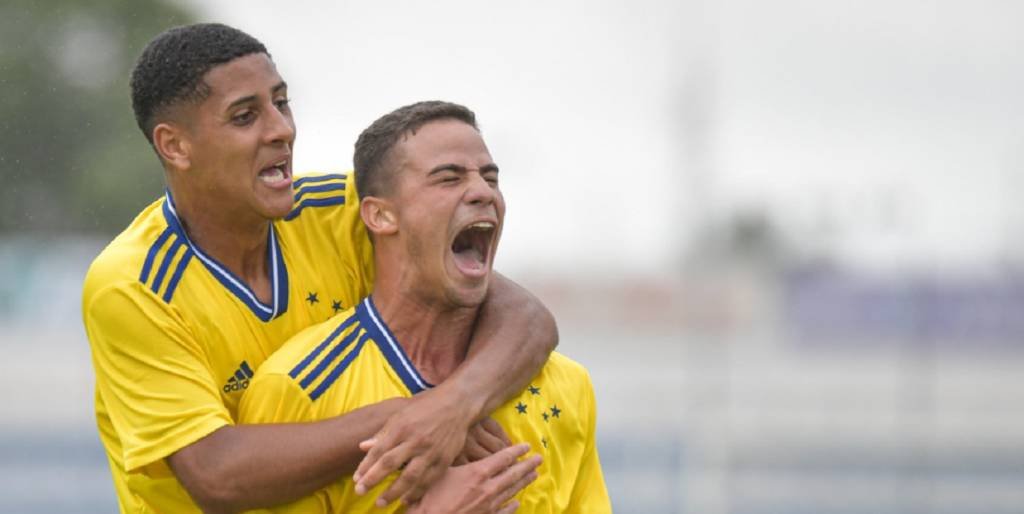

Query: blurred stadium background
[{"left": 3, "top": 0, "right": 1024, "bottom": 512}]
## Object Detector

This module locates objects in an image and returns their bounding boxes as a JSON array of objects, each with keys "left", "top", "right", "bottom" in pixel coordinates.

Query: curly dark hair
[
  {"left": 130, "top": 23, "right": 268, "bottom": 144},
  {"left": 353, "top": 100, "right": 478, "bottom": 200}
]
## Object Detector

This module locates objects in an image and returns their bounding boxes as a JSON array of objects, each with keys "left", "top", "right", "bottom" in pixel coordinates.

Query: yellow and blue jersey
[
  {"left": 239, "top": 296, "right": 611, "bottom": 513},
  {"left": 82, "top": 173, "right": 375, "bottom": 513}
]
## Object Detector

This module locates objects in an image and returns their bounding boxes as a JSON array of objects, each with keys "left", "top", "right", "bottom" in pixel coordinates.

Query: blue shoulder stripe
[
  {"left": 294, "top": 182, "right": 346, "bottom": 202},
  {"left": 309, "top": 332, "right": 370, "bottom": 401},
  {"left": 140, "top": 228, "right": 174, "bottom": 284},
  {"left": 299, "top": 324, "right": 364, "bottom": 390},
  {"left": 293, "top": 173, "right": 347, "bottom": 189},
  {"left": 150, "top": 236, "right": 185, "bottom": 296},
  {"left": 284, "top": 196, "right": 346, "bottom": 222},
  {"left": 289, "top": 313, "right": 359, "bottom": 379},
  {"left": 162, "top": 250, "right": 193, "bottom": 303}
]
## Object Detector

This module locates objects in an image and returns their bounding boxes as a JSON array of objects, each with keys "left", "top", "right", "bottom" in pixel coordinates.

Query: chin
[
  {"left": 259, "top": 197, "right": 296, "bottom": 220},
  {"left": 446, "top": 283, "right": 489, "bottom": 309}
]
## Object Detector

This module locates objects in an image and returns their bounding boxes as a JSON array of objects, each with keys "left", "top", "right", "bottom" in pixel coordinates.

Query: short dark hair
[
  {"left": 354, "top": 100, "right": 478, "bottom": 199},
  {"left": 130, "top": 23, "right": 268, "bottom": 144}
]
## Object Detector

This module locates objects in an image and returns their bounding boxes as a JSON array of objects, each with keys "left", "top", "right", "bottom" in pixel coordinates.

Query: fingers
[
  {"left": 471, "top": 422, "right": 509, "bottom": 456},
  {"left": 478, "top": 443, "right": 530, "bottom": 477},
  {"left": 496, "top": 500, "right": 521, "bottom": 514},
  {"left": 386, "top": 457, "right": 443, "bottom": 508},
  {"left": 354, "top": 439, "right": 413, "bottom": 495},
  {"left": 480, "top": 417, "right": 512, "bottom": 446},
  {"left": 463, "top": 435, "right": 492, "bottom": 463},
  {"left": 491, "top": 453, "right": 541, "bottom": 499},
  {"left": 354, "top": 432, "right": 390, "bottom": 484},
  {"left": 491, "top": 456, "right": 540, "bottom": 508},
  {"left": 358, "top": 437, "right": 376, "bottom": 453}
]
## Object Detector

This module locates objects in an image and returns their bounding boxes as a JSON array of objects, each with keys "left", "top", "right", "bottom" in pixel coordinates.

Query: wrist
[{"left": 436, "top": 378, "right": 486, "bottom": 426}]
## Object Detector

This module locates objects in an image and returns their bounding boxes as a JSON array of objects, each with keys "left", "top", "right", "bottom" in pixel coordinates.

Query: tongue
[{"left": 453, "top": 247, "right": 485, "bottom": 272}]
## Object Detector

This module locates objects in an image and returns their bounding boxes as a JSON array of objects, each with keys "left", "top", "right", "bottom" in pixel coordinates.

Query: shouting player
[{"left": 240, "top": 101, "right": 611, "bottom": 512}]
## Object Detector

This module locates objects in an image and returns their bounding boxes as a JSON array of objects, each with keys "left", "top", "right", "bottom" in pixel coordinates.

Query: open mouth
[
  {"left": 258, "top": 158, "right": 291, "bottom": 188},
  {"left": 451, "top": 221, "right": 496, "bottom": 276}
]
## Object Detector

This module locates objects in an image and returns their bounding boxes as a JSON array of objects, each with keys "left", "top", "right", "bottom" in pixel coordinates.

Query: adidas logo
[{"left": 223, "top": 361, "right": 255, "bottom": 393}]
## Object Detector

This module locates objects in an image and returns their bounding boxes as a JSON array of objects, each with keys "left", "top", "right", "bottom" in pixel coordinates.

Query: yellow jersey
[
  {"left": 239, "top": 296, "right": 611, "bottom": 513},
  {"left": 82, "top": 173, "right": 375, "bottom": 513}
]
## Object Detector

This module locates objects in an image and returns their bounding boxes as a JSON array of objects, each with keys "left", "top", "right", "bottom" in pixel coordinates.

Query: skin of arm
[
  {"left": 168, "top": 398, "right": 407, "bottom": 514},
  {"left": 354, "top": 272, "right": 558, "bottom": 506},
  {"left": 169, "top": 273, "right": 555, "bottom": 513}
]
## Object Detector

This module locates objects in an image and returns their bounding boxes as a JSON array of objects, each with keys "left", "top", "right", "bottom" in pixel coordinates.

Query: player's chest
[
  {"left": 494, "top": 381, "right": 587, "bottom": 509},
  {"left": 183, "top": 283, "right": 362, "bottom": 418}
]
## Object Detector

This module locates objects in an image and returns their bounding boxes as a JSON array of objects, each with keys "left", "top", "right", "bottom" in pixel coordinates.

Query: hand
[
  {"left": 353, "top": 387, "right": 476, "bottom": 507},
  {"left": 460, "top": 418, "right": 511, "bottom": 464},
  {"left": 407, "top": 443, "right": 542, "bottom": 514}
]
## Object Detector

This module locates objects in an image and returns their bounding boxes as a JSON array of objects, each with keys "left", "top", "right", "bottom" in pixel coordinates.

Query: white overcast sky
[{"left": 183, "top": 0, "right": 1024, "bottom": 276}]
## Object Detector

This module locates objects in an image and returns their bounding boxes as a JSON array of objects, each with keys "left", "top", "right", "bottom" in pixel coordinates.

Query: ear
[
  {"left": 152, "top": 122, "right": 192, "bottom": 171},
  {"left": 360, "top": 196, "right": 399, "bottom": 237}
]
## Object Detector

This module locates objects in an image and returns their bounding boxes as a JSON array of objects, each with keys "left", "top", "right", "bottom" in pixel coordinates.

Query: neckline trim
[{"left": 162, "top": 192, "right": 290, "bottom": 322}]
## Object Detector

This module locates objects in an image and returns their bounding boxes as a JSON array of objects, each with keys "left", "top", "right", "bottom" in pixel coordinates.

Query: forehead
[
  {"left": 396, "top": 119, "right": 492, "bottom": 170},
  {"left": 201, "top": 53, "right": 283, "bottom": 102}
]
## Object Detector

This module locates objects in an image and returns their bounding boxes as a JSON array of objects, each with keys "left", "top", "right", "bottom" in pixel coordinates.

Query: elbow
[
  {"left": 537, "top": 304, "right": 559, "bottom": 353},
  {"left": 170, "top": 446, "right": 247, "bottom": 514},
  {"left": 514, "top": 281, "right": 559, "bottom": 354},
  {"left": 190, "top": 482, "right": 243, "bottom": 514},
  {"left": 177, "top": 464, "right": 245, "bottom": 514},
  {"left": 520, "top": 293, "right": 558, "bottom": 355}
]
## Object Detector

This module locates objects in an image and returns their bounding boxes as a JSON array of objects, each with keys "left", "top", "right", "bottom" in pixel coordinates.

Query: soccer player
[
  {"left": 240, "top": 101, "right": 611, "bottom": 513},
  {"left": 82, "top": 24, "right": 557, "bottom": 513}
]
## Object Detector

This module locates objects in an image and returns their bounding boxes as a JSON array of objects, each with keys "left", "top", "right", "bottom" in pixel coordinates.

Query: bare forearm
[
  {"left": 169, "top": 398, "right": 407, "bottom": 513},
  {"left": 447, "top": 272, "right": 558, "bottom": 420}
]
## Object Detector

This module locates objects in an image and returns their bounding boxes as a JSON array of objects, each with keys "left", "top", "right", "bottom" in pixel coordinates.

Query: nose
[
  {"left": 464, "top": 171, "right": 497, "bottom": 206},
  {"left": 264, "top": 104, "right": 296, "bottom": 146}
]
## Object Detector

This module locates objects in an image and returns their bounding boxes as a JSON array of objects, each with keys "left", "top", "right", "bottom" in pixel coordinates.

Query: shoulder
[
  {"left": 83, "top": 197, "right": 177, "bottom": 308},
  {"left": 256, "top": 304, "right": 363, "bottom": 379},
  {"left": 542, "top": 352, "right": 593, "bottom": 386},
  {"left": 281, "top": 171, "right": 360, "bottom": 223},
  {"left": 537, "top": 352, "right": 598, "bottom": 419}
]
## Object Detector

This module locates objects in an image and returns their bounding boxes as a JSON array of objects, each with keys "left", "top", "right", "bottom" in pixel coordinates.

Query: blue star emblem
[
  {"left": 331, "top": 300, "right": 342, "bottom": 313},
  {"left": 515, "top": 402, "right": 527, "bottom": 414},
  {"left": 550, "top": 404, "right": 561, "bottom": 418},
  {"left": 542, "top": 412, "right": 550, "bottom": 422},
  {"left": 306, "top": 292, "right": 319, "bottom": 305},
  {"left": 528, "top": 385, "right": 541, "bottom": 395}
]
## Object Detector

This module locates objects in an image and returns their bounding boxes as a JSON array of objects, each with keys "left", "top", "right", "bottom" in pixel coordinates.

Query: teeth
[
  {"left": 259, "top": 168, "right": 284, "bottom": 183},
  {"left": 468, "top": 222, "right": 494, "bottom": 230}
]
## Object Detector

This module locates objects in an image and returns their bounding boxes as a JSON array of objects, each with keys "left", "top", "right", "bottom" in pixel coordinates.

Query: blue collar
[
  {"left": 162, "top": 192, "right": 289, "bottom": 322},
  {"left": 356, "top": 296, "right": 434, "bottom": 394}
]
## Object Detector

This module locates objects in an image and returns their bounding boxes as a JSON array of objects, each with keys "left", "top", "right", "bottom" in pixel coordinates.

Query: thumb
[{"left": 359, "top": 438, "right": 377, "bottom": 452}]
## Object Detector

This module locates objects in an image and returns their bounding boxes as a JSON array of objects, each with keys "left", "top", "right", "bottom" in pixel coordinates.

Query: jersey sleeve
[
  {"left": 288, "top": 171, "right": 375, "bottom": 304},
  {"left": 84, "top": 281, "right": 231, "bottom": 472},
  {"left": 238, "top": 372, "right": 315, "bottom": 425},
  {"left": 566, "top": 370, "right": 612, "bottom": 513}
]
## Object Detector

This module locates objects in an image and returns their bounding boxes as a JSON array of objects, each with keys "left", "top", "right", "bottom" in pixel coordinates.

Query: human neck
[
  {"left": 371, "top": 273, "right": 479, "bottom": 386},
  {"left": 170, "top": 185, "right": 272, "bottom": 302}
]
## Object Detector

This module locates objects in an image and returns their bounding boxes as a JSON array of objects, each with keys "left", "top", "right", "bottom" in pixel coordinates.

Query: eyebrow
[
  {"left": 428, "top": 163, "right": 500, "bottom": 175},
  {"left": 226, "top": 81, "right": 288, "bottom": 110}
]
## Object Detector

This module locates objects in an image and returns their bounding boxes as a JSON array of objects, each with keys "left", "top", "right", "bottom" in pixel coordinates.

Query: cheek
[{"left": 495, "top": 195, "right": 507, "bottom": 218}]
